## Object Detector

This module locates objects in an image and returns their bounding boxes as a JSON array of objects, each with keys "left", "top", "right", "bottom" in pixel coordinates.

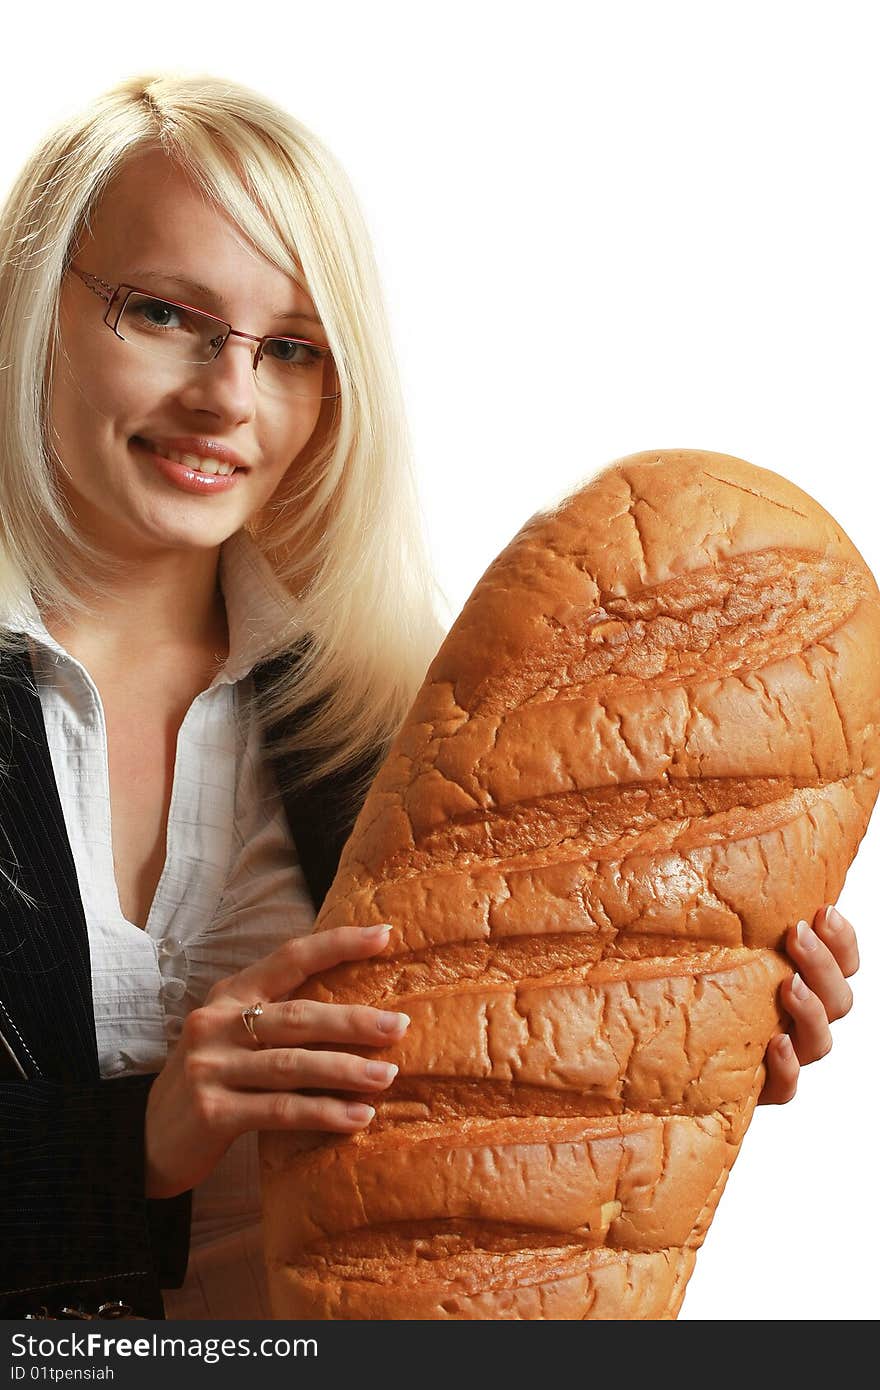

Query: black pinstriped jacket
[{"left": 0, "top": 641, "right": 384, "bottom": 1319}]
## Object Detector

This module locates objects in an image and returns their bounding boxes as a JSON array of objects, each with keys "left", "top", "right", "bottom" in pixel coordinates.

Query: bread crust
[{"left": 261, "top": 449, "right": 880, "bottom": 1319}]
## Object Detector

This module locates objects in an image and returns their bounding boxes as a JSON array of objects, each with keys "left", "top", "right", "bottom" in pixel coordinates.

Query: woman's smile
[
  {"left": 133, "top": 434, "right": 250, "bottom": 474},
  {"left": 130, "top": 436, "right": 245, "bottom": 494}
]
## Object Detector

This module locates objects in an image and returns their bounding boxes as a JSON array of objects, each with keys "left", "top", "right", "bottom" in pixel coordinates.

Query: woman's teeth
[
  {"left": 140, "top": 440, "right": 237, "bottom": 475},
  {"left": 163, "top": 448, "right": 237, "bottom": 475}
]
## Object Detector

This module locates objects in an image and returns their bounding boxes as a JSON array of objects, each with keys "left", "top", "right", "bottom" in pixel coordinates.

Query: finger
[
  {"left": 782, "top": 972, "right": 833, "bottom": 1065},
  {"left": 215, "top": 1087, "right": 380, "bottom": 1136},
  {"left": 813, "top": 904, "right": 860, "bottom": 978},
  {"left": 244, "top": 998, "right": 411, "bottom": 1050},
  {"left": 211, "top": 923, "right": 395, "bottom": 1005},
  {"left": 224, "top": 1045, "right": 399, "bottom": 1093},
  {"left": 758, "top": 1032, "right": 800, "bottom": 1105},
  {"left": 786, "top": 919, "right": 854, "bottom": 1022}
]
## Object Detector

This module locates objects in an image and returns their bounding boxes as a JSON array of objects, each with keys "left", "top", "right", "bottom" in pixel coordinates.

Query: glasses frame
[{"left": 67, "top": 263, "right": 340, "bottom": 399}]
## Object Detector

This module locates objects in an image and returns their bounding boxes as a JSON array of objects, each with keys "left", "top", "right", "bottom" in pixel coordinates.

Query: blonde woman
[{"left": 0, "top": 73, "right": 859, "bottom": 1321}]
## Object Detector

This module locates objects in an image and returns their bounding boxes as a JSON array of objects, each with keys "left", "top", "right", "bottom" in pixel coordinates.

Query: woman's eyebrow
[{"left": 126, "top": 267, "right": 322, "bottom": 324}]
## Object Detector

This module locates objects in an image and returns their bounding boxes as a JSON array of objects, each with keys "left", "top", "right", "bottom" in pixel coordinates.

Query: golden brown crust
[{"left": 260, "top": 449, "right": 880, "bottom": 1319}]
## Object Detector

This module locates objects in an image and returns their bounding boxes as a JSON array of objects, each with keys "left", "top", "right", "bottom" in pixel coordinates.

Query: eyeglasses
[{"left": 67, "top": 264, "right": 340, "bottom": 401}]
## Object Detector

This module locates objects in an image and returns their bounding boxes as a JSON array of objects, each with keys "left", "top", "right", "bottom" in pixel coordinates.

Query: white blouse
[{"left": 5, "top": 528, "right": 319, "bottom": 1319}]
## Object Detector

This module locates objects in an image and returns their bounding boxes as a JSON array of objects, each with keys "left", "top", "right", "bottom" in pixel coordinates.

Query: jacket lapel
[
  {"left": 251, "top": 654, "right": 387, "bottom": 913},
  {"left": 0, "top": 643, "right": 99, "bottom": 1081}
]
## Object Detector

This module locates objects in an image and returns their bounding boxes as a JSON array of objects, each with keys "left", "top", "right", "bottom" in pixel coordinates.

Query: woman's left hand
[{"left": 758, "top": 904, "right": 860, "bottom": 1105}]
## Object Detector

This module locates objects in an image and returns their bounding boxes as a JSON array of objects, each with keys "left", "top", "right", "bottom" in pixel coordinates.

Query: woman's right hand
[{"left": 144, "top": 923, "right": 408, "bottom": 1199}]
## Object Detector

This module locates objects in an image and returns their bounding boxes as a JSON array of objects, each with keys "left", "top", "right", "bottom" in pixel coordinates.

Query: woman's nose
[{"left": 174, "top": 333, "right": 259, "bottom": 422}]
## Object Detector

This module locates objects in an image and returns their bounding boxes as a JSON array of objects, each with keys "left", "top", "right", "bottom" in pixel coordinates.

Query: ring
[{"left": 241, "top": 1002, "right": 265, "bottom": 1046}]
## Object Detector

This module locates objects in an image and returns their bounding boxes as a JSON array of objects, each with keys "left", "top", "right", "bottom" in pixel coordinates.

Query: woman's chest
[
  {"left": 102, "top": 703, "right": 179, "bottom": 930},
  {"left": 98, "top": 666, "right": 224, "bottom": 930}
]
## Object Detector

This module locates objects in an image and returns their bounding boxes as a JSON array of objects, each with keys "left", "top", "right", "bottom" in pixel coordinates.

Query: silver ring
[{"left": 241, "top": 1001, "right": 265, "bottom": 1046}]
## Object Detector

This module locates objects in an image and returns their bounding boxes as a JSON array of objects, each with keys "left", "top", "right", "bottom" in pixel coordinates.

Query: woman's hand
[
  {"left": 759, "top": 904, "right": 859, "bottom": 1105},
  {"left": 144, "top": 923, "right": 408, "bottom": 1198}
]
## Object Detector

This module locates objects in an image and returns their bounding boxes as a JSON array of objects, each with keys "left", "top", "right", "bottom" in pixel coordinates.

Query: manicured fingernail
[
  {"left": 377, "top": 1011, "right": 410, "bottom": 1033},
  {"left": 360, "top": 923, "right": 391, "bottom": 938},
  {"left": 365, "top": 1061, "right": 398, "bottom": 1082},
  {"left": 791, "top": 971, "right": 810, "bottom": 1000},
  {"left": 796, "top": 919, "right": 819, "bottom": 951},
  {"left": 826, "top": 905, "right": 845, "bottom": 931},
  {"left": 776, "top": 1032, "right": 794, "bottom": 1059},
  {"left": 347, "top": 1103, "right": 375, "bottom": 1122}
]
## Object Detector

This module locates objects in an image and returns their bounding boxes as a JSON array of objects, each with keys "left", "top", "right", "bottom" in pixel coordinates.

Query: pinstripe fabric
[
  {"left": 0, "top": 1076, "right": 161, "bottom": 1317},
  {"left": 0, "top": 644, "right": 100, "bottom": 1081}
]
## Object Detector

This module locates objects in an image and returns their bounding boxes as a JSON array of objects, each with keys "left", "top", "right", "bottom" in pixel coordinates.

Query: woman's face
[{"left": 48, "top": 149, "right": 327, "bottom": 561}]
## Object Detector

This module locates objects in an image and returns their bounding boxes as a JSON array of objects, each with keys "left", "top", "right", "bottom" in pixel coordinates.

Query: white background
[{"left": 3, "top": 1, "right": 877, "bottom": 1321}]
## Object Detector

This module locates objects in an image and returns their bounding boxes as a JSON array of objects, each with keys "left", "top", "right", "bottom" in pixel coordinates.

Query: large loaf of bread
[{"left": 260, "top": 448, "right": 880, "bottom": 1319}]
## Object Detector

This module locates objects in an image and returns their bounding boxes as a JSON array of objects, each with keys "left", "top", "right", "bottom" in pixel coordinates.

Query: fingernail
[
  {"left": 377, "top": 1011, "right": 410, "bottom": 1033},
  {"left": 347, "top": 1103, "right": 375, "bottom": 1122},
  {"left": 360, "top": 923, "right": 391, "bottom": 938},
  {"left": 776, "top": 1032, "right": 794, "bottom": 1059},
  {"left": 365, "top": 1061, "right": 398, "bottom": 1082},
  {"left": 791, "top": 971, "right": 810, "bottom": 1001},
  {"left": 826, "top": 905, "right": 845, "bottom": 931},
  {"left": 796, "top": 919, "right": 819, "bottom": 952}
]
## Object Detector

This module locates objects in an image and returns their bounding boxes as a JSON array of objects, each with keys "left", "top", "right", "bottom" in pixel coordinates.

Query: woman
[{"left": 0, "top": 72, "right": 859, "bottom": 1321}]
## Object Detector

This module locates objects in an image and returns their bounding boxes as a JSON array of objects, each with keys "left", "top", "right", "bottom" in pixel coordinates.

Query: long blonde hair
[{"left": 0, "top": 71, "right": 447, "bottom": 822}]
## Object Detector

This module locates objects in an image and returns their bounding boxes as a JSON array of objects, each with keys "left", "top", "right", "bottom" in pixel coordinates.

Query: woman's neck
[{"left": 40, "top": 546, "right": 230, "bottom": 672}]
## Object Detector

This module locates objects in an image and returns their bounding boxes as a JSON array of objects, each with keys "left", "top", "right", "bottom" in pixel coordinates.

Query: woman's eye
[
  {"left": 264, "top": 338, "right": 324, "bottom": 366},
  {"left": 138, "top": 298, "right": 182, "bottom": 328}
]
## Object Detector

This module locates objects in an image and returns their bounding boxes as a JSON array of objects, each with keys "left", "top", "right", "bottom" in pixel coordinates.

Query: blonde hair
[{"left": 0, "top": 71, "right": 448, "bottom": 832}]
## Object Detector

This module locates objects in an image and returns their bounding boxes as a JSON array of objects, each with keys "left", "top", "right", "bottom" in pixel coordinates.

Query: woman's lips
[
  {"left": 134, "top": 435, "right": 249, "bottom": 471},
  {"left": 131, "top": 437, "right": 243, "bottom": 495}
]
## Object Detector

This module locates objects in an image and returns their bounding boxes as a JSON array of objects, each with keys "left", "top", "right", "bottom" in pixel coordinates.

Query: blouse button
[
  {"left": 157, "top": 938, "right": 185, "bottom": 962},
  {"left": 161, "top": 975, "right": 187, "bottom": 1001},
  {"left": 165, "top": 1015, "right": 184, "bottom": 1043}
]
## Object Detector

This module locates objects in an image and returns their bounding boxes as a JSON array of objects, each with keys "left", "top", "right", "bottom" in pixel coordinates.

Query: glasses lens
[
  {"left": 117, "top": 294, "right": 339, "bottom": 401},
  {"left": 258, "top": 337, "right": 340, "bottom": 401},
  {"left": 117, "top": 293, "right": 221, "bottom": 363}
]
